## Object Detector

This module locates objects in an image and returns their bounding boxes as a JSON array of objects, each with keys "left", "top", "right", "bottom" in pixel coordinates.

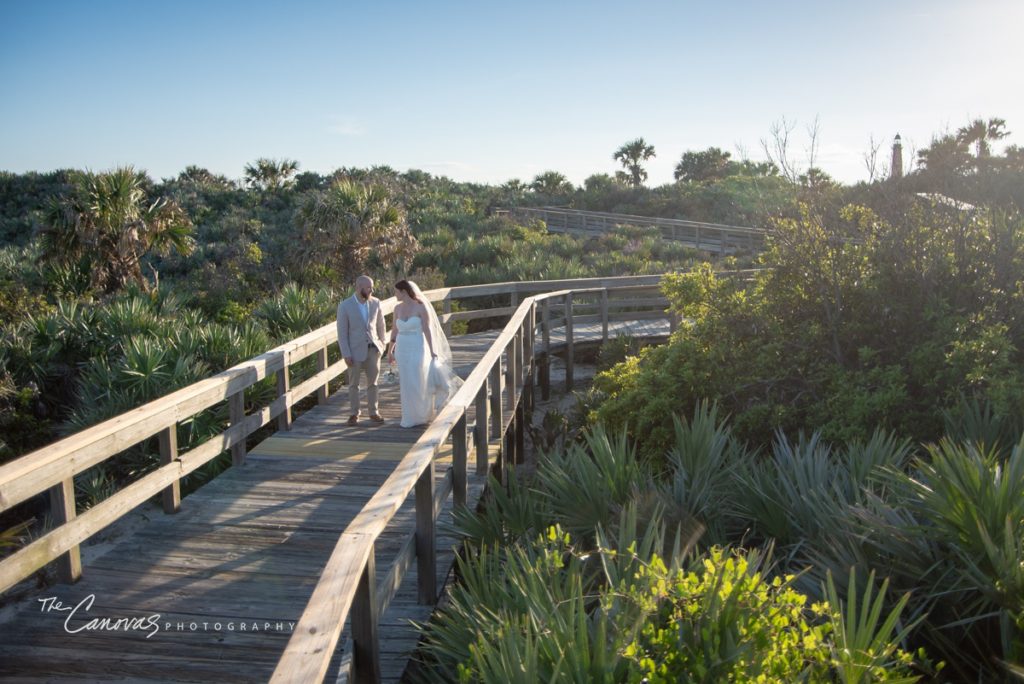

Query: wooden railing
[
  {"left": 509, "top": 206, "right": 767, "bottom": 254},
  {"left": 269, "top": 278, "right": 676, "bottom": 683},
  {"left": 0, "top": 276, "right": 669, "bottom": 598}
]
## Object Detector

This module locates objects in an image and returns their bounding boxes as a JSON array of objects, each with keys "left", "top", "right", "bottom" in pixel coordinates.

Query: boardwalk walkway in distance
[
  {"left": 0, "top": 319, "right": 668, "bottom": 684},
  {"left": 508, "top": 206, "right": 766, "bottom": 255}
]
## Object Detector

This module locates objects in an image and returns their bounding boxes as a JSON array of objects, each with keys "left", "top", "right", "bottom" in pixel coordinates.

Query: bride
[{"left": 387, "top": 280, "right": 463, "bottom": 428}]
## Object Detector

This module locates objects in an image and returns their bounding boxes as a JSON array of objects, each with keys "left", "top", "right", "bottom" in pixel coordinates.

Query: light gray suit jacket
[{"left": 337, "top": 295, "right": 387, "bottom": 363}]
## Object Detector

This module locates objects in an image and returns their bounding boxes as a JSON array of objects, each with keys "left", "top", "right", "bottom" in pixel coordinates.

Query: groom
[{"left": 337, "top": 275, "right": 387, "bottom": 425}]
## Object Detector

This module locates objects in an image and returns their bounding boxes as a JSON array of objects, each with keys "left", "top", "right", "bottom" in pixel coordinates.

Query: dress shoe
[
  {"left": 347, "top": 415, "right": 358, "bottom": 425},
  {"left": 369, "top": 414, "right": 385, "bottom": 424}
]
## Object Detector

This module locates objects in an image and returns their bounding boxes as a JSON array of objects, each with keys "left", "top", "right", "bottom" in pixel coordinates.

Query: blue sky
[{"left": 2, "top": 0, "right": 1022, "bottom": 186}]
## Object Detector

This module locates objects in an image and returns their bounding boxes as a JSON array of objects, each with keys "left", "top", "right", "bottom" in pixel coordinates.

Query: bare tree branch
[
  {"left": 761, "top": 116, "right": 798, "bottom": 182},
  {"left": 864, "top": 134, "right": 882, "bottom": 183}
]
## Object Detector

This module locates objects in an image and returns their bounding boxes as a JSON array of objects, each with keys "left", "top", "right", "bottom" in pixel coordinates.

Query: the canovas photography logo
[
  {"left": 38, "top": 595, "right": 295, "bottom": 638},
  {"left": 39, "top": 594, "right": 160, "bottom": 638}
]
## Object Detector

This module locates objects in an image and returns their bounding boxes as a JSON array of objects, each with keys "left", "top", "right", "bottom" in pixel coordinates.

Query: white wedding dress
[{"left": 395, "top": 316, "right": 434, "bottom": 427}]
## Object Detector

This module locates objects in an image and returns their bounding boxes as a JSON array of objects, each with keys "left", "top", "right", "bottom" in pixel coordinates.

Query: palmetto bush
[
  {"left": 734, "top": 431, "right": 876, "bottom": 549},
  {"left": 536, "top": 426, "right": 650, "bottom": 542},
  {"left": 419, "top": 516, "right": 923, "bottom": 683},
  {"left": 896, "top": 437, "right": 1024, "bottom": 670},
  {"left": 432, "top": 407, "right": 1024, "bottom": 681},
  {"left": 69, "top": 336, "right": 210, "bottom": 430},
  {"left": 254, "top": 283, "right": 337, "bottom": 340},
  {"left": 661, "top": 402, "right": 747, "bottom": 546}
]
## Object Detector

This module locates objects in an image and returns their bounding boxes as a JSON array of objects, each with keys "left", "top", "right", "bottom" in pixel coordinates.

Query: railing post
[
  {"left": 506, "top": 337, "right": 517, "bottom": 423},
  {"left": 526, "top": 302, "right": 536, "bottom": 413},
  {"left": 442, "top": 298, "right": 452, "bottom": 337},
  {"left": 541, "top": 298, "right": 551, "bottom": 400},
  {"left": 48, "top": 479, "right": 81, "bottom": 584},
  {"left": 351, "top": 544, "right": 381, "bottom": 684},
  {"left": 670, "top": 311, "right": 681, "bottom": 334},
  {"left": 506, "top": 404, "right": 518, "bottom": 469},
  {"left": 564, "top": 293, "right": 574, "bottom": 392},
  {"left": 453, "top": 414, "right": 468, "bottom": 508},
  {"left": 490, "top": 360, "right": 502, "bottom": 440},
  {"left": 276, "top": 352, "right": 292, "bottom": 431},
  {"left": 158, "top": 425, "right": 181, "bottom": 514},
  {"left": 515, "top": 401, "right": 525, "bottom": 465},
  {"left": 696, "top": 226, "right": 702, "bottom": 251},
  {"left": 475, "top": 384, "right": 489, "bottom": 475},
  {"left": 601, "top": 289, "right": 609, "bottom": 343},
  {"left": 229, "top": 390, "right": 246, "bottom": 467},
  {"left": 415, "top": 461, "right": 436, "bottom": 604},
  {"left": 516, "top": 324, "right": 525, "bottom": 391},
  {"left": 316, "top": 345, "right": 329, "bottom": 405}
]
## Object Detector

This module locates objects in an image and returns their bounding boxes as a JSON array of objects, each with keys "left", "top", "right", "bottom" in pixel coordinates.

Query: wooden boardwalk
[
  {"left": 0, "top": 319, "right": 668, "bottom": 683},
  {"left": 508, "top": 206, "right": 766, "bottom": 254}
]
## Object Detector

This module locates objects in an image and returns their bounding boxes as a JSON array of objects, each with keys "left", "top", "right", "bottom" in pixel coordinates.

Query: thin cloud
[{"left": 327, "top": 120, "right": 365, "bottom": 136}]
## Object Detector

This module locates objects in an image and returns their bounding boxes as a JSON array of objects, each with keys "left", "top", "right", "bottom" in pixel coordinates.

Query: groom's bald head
[{"left": 355, "top": 275, "right": 373, "bottom": 300}]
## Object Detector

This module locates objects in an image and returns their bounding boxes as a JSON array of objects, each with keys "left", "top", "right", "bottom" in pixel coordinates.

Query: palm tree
[
  {"left": 178, "top": 165, "right": 233, "bottom": 189},
  {"left": 613, "top": 138, "right": 656, "bottom": 187},
  {"left": 41, "top": 167, "right": 194, "bottom": 293},
  {"left": 243, "top": 158, "right": 300, "bottom": 191},
  {"left": 956, "top": 118, "right": 1009, "bottom": 169},
  {"left": 530, "top": 171, "right": 574, "bottom": 195},
  {"left": 500, "top": 179, "right": 527, "bottom": 205},
  {"left": 294, "top": 179, "right": 418, "bottom": 283}
]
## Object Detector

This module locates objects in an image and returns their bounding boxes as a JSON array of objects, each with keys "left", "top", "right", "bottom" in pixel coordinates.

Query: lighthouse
[{"left": 890, "top": 134, "right": 903, "bottom": 180}]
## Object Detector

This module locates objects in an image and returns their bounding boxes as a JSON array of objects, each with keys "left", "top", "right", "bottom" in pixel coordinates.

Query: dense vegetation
[
  {"left": 418, "top": 419, "right": 944, "bottom": 681},
  {"left": 425, "top": 119, "right": 1024, "bottom": 681},
  {"left": 2, "top": 118, "right": 1022, "bottom": 679}
]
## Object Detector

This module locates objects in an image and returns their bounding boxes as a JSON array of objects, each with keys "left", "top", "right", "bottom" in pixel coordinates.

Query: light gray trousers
[{"left": 348, "top": 347, "right": 381, "bottom": 416}]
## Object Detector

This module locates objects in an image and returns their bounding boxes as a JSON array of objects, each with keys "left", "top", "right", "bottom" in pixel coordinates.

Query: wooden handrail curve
[{"left": 270, "top": 284, "right": 672, "bottom": 682}]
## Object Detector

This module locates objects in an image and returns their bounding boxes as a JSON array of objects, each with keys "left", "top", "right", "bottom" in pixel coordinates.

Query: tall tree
[
  {"left": 294, "top": 179, "right": 417, "bottom": 284},
  {"left": 916, "top": 134, "right": 971, "bottom": 176},
  {"left": 244, "top": 158, "right": 300, "bottom": 192},
  {"left": 41, "top": 167, "right": 194, "bottom": 292},
  {"left": 178, "top": 165, "right": 232, "bottom": 189},
  {"left": 530, "top": 171, "right": 574, "bottom": 195},
  {"left": 957, "top": 118, "right": 1009, "bottom": 173},
  {"left": 674, "top": 147, "right": 733, "bottom": 183},
  {"left": 613, "top": 138, "right": 656, "bottom": 187}
]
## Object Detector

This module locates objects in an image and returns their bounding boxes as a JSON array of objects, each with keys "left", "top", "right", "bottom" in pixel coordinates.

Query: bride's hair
[{"left": 394, "top": 279, "right": 421, "bottom": 301}]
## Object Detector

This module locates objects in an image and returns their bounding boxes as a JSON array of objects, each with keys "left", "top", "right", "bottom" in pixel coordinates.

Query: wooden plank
[
  {"left": 47, "top": 477, "right": 81, "bottom": 584},
  {"left": 158, "top": 425, "right": 180, "bottom": 514},
  {"left": 452, "top": 415, "right": 467, "bottom": 508},
  {"left": 229, "top": 389, "right": 247, "bottom": 466},
  {"left": 489, "top": 361, "right": 502, "bottom": 439},
  {"left": 277, "top": 363, "right": 292, "bottom": 432},
  {"left": 414, "top": 461, "right": 436, "bottom": 605},
  {"left": 474, "top": 384, "right": 489, "bottom": 475},
  {"left": 565, "top": 294, "right": 574, "bottom": 391},
  {"left": 269, "top": 532, "right": 373, "bottom": 684},
  {"left": 350, "top": 541, "right": 381, "bottom": 684},
  {"left": 316, "top": 346, "right": 330, "bottom": 405}
]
